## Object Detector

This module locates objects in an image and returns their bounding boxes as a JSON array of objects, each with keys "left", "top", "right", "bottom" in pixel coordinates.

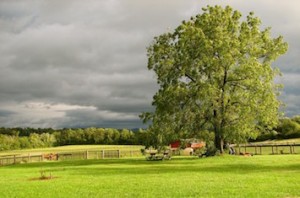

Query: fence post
[
  {"left": 271, "top": 146, "right": 274, "bottom": 154},
  {"left": 255, "top": 146, "right": 257, "bottom": 155},
  {"left": 293, "top": 144, "right": 295, "bottom": 154},
  {"left": 102, "top": 150, "right": 105, "bottom": 159},
  {"left": 290, "top": 145, "right": 292, "bottom": 154},
  {"left": 28, "top": 153, "right": 31, "bottom": 163},
  {"left": 86, "top": 151, "right": 89, "bottom": 159},
  {"left": 260, "top": 146, "right": 262, "bottom": 155},
  {"left": 130, "top": 150, "right": 133, "bottom": 157},
  {"left": 14, "top": 155, "right": 16, "bottom": 164},
  {"left": 118, "top": 150, "right": 120, "bottom": 158}
]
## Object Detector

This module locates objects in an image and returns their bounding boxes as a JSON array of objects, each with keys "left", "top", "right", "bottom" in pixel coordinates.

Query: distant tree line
[
  {"left": 252, "top": 116, "right": 300, "bottom": 141},
  {"left": 1, "top": 116, "right": 300, "bottom": 151},
  {"left": 0, "top": 127, "right": 149, "bottom": 151}
]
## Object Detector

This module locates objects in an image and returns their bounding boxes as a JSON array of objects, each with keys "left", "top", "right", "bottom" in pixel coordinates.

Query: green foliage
[
  {"left": 0, "top": 127, "right": 55, "bottom": 136},
  {"left": 18, "top": 137, "right": 32, "bottom": 149},
  {"left": 253, "top": 116, "right": 300, "bottom": 141},
  {"left": 53, "top": 128, "right": 136, "bottom": 146},
  {"left": 141, "top": 5, "right": 288, "bottom": 152},
  {"left": 0, "top": 135, "right": 19, "bottom": 150},
  {"left": 119, "top": 129, "right": 134, "bottom": 145},
  {"left": 0, "top": 133, "right": 56, "bottom": 151},
  {"left": 291, "top": 116, "right": 300, "bottom": 124},
  {"left": 0, "top": 127, "right": 148, "bottom": 151},
  {"left": 29, "top": 133, "right": 46, "bottom": 148},
  {"left": 276, "top": 117, "right": 300, "bottom": 139}
]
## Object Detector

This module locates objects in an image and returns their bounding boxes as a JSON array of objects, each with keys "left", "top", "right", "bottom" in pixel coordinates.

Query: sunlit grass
[
  {"left": 252, "top": 138, "right": 300, "bottom": 144},
  {"left": 0, "top": 145, "right": 144, "bottom": 157},
  {"left": 0, "top": 155, "right": 299, "bottom": 198}
]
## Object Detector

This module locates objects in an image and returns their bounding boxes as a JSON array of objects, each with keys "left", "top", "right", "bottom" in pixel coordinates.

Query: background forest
[{"left": 1, "top": 116, "right": 300, "bottom": 151}]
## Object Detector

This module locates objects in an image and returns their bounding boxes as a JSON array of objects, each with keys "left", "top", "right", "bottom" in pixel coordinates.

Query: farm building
[{"left": 170, "top": 140, "right": 205, "bottom": 156}]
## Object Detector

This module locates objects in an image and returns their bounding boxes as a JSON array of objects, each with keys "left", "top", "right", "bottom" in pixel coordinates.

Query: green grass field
[
  {"left": 238, "top": 145, "right": 300, "bottom": 155},
  {"left": 256, "top": 138, "right": 300, "bottom": 144},
  {"left": 0, "top": 145, "right": 144, "bottom": 157},
  {"left": 0, "top": 155, "right": 299, "bottom": 198},
  {"left": 238, "top": 138, "right": 300, "bottom": 155}
]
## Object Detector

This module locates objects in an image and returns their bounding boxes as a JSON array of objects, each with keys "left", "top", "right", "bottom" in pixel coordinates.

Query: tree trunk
[
  {"left": 215, "top": 135, "right": 224, "bottom": 154},
  {"left": 220, "top": 138, "right": 224, "bottom": 154},
  {"left": 213, "top": 109, "right": 224, "bottom": 154}
]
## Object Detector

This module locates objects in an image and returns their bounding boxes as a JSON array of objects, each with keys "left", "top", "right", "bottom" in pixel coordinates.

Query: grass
[
  {"left": 0, "top": 155, "right": 299, "bottom": 198},
  {"left": 0, "top": 145, "right": 144, "bottom": 157},
  {"left": 252, "top": 138, "right": 300, "bottom": 145},
  {"left": 238, "top": 138, "right": 300, "bottom": 155},
  {"left": 236, "top": 145, "right": 300, "bottom": 155}
]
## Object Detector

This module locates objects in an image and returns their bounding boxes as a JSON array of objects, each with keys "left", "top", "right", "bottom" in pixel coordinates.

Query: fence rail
[
  {"left": 0, "top": 149, "right": 142, "bottom": 166},
  {"left": 236, "top": 143, "right": 300, "bottom": 155}
]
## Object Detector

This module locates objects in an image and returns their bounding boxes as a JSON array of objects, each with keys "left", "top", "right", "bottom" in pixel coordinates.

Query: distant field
[
  {"left": 236, "top": 145, "right": 299, "bottom": 155},
  {"left": 0, "top": 155, "right": 299, "bottom": 198},
  {"left": 238, "top": 138, "right": 300, "bottom": 155},
  {"left": 0, "top": 145, "right": 144, "bottom": 157},
  {"left": 252, "top": 138, "right": 300, "bottom": 144}
]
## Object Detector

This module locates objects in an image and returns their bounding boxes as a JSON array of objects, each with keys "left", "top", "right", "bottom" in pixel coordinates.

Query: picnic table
[{"left": 146, "top": 151, "right": 171, "bottom": 161}]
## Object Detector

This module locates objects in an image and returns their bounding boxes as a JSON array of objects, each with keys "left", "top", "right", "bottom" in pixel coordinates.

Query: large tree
[{"left": 141, "top": 5, "right": 288, "bottom": 153}]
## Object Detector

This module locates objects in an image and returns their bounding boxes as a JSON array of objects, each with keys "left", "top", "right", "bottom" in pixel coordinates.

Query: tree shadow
[
  {"left": 3, "top": 156, "right": 300, "bottom": 177},
  {"left": 72, "top": 163, "right": 300, "bottom": 177}
]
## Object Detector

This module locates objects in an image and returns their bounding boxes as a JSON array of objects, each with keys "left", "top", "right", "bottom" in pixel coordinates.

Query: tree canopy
[{"left": 141, "top": 5, "right": 288, "bottom": 153}]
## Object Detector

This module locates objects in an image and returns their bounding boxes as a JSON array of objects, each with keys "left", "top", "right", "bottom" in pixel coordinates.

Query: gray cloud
[
  {"left": 0, "top": 110, "right": 15, "bottom": 117},
  {"left": 0, "top": 0, "right": 299, "bottom": 128}
]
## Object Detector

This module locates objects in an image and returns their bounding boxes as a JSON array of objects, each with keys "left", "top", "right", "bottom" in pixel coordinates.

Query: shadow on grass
[
  {"left": 4, "top": 156, "right": 200, "bottom": 168},
  {"left": 3, "top": 158, "right": 153, "bottom": 168},
  {"left": 70, "top": 163, "right": 300, "bottom": 177},
  {"left": 3, "top": 156, "right": 300, "bottom": 176}
]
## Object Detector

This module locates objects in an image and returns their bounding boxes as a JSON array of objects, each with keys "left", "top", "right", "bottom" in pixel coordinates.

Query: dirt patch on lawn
[{"left": 29, "top": 176, "right": 59, "bottom": 181}]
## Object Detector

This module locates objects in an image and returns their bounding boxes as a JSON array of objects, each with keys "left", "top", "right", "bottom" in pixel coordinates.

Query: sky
[{"left": 0, "top": 0, "right": 299, "bottom": 129}]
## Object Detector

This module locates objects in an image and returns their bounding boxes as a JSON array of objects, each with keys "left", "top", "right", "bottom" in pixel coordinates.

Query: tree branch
[{"left": 185, "top": 73, "right": 196, "bottom": 83}]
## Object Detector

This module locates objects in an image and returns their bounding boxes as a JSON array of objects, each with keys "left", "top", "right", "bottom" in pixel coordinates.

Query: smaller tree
[
  {"left": 276, "top": 118, "right": 300, "bottom": 139},
  {"left": 29, "top": 133, "right": 44, "bottom": 148},
  {"left": 40, "top": 133, "right": 56, "bottom": 147},
  {"left": 93, "top": 128, "right": 106, "bottom": 144}
]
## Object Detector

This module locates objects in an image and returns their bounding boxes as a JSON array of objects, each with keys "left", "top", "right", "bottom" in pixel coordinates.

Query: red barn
[{"left": 170, "top": 140, "right": 181, "bottom": 149}]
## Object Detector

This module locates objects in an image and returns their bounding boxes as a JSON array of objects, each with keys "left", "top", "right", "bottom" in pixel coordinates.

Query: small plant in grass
[{"left": 39, "top": 169, "right": 53, "bottom": 180}]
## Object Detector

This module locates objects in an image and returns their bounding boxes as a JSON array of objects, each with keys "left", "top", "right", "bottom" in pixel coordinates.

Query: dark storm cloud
[
  {"left": 0, "top": 110, "right": 15, "bottom": 117},
  {"left": 0, "top": 0, "right": 299, "bottom": 128},
  {"left": 61, "top": 108, "right": 143, "bottom": 129}
]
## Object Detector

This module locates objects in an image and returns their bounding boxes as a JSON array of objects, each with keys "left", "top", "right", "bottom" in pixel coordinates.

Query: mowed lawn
[{"left": 0, "top": 155, "right": 299, "bottom": 198}]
